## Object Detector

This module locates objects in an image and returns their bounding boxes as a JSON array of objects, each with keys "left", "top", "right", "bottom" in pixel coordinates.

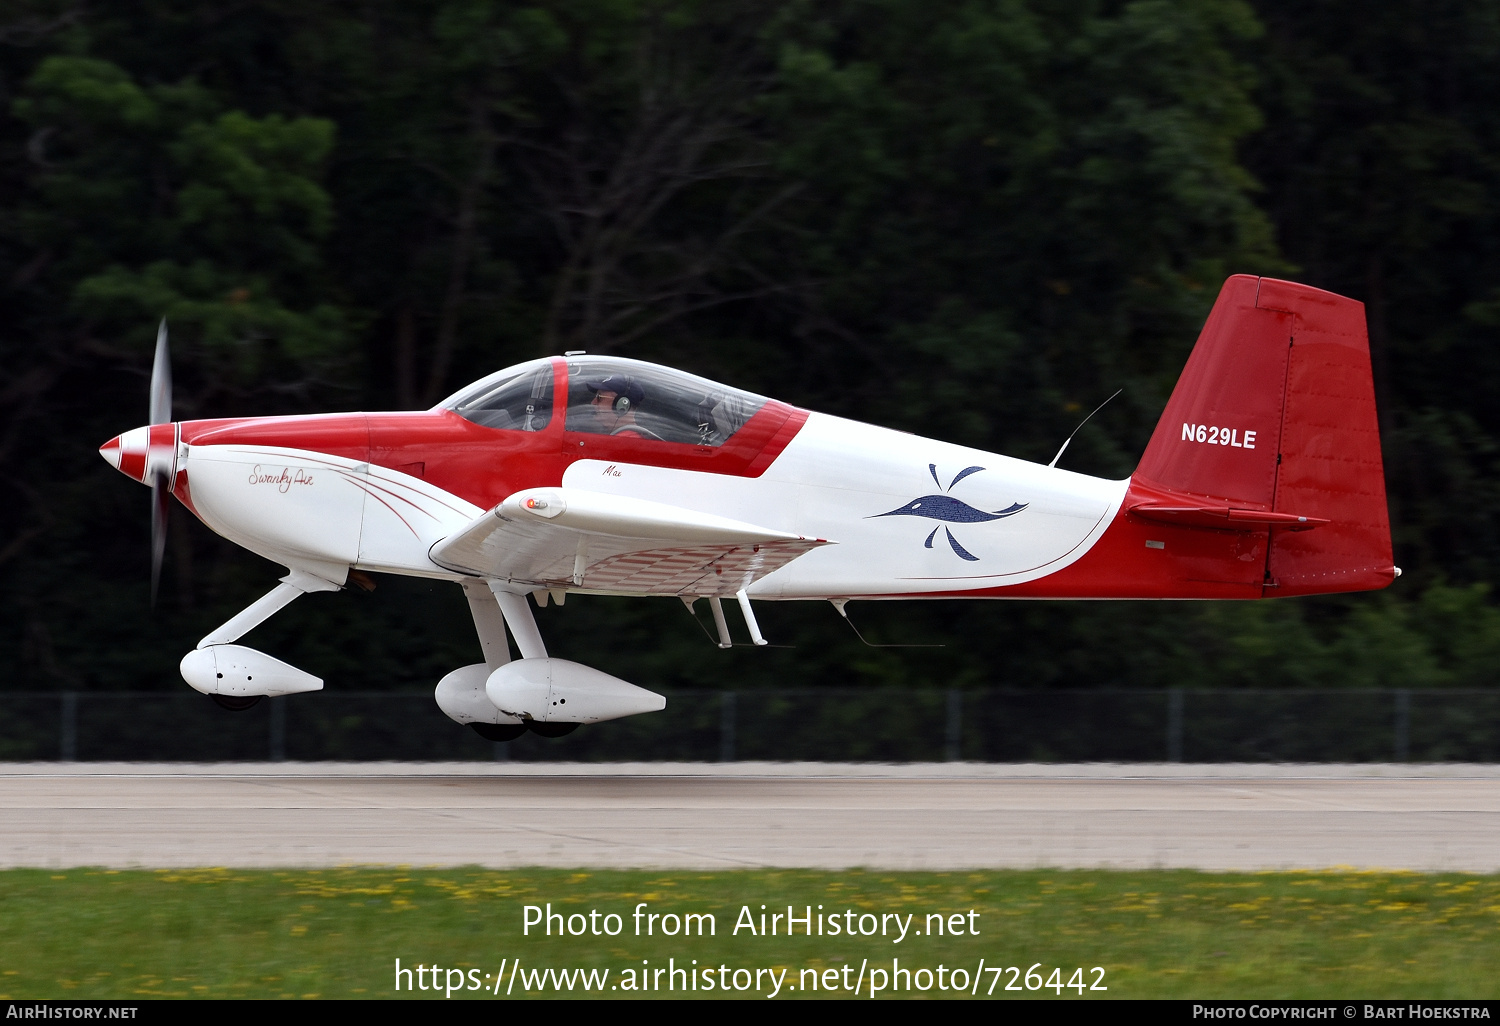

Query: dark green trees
[{"left": 3, "top": 0, "right": 1498, "bottom": 694}]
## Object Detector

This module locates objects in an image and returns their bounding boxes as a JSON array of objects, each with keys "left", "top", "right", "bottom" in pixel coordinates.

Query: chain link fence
[{"left": 3, "top": 689, "right": 1499, "bottom": 762}]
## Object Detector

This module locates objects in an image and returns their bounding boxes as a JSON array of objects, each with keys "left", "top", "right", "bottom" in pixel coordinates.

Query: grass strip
[{"left": 0, "top": 867, "right": 1497, "bottom": 999}]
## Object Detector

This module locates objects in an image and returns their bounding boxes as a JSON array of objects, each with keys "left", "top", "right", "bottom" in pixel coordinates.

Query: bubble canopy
[
  {"left": 439, "top": 356, "right": 768, "bottom": 446},
  {"left": 438, "top": 358, "right": 555, "bottom": 432}
]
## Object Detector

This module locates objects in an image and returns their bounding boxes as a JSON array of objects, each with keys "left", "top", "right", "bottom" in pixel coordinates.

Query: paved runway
[{"left": 2, "top": 762, "right": 1498, "bottom": 872}]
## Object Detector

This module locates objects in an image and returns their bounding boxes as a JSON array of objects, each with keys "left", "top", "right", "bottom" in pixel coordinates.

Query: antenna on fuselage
[
  {"left": 830, "top": 599, "right": 943, "bottom": 648},
  {"left": 1047, "top": 388, "right": 1122, "bottom": 469}
]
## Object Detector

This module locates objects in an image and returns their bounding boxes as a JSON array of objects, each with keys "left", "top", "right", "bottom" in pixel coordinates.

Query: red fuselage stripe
[{"left": 179, "top": 400, "right": 810, "bottom": 515}]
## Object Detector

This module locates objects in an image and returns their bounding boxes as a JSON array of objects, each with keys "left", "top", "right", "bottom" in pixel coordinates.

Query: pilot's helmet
[{"left": 585, "top": 374, "right": 645, "bottom": 412}]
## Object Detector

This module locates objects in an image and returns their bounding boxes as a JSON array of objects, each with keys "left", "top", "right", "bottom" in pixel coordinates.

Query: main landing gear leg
[
  {"left": 488, "top": 583, "right": 547, "bottom": 659},
  {"left": 461, "top": 579, "right": 511, "bottom": 672},
  {"left": 460, "top": 581, "right": 527, "bottom": 741},
  {"left": 488, "top": 583, "right": 579, "bottom": 737}
]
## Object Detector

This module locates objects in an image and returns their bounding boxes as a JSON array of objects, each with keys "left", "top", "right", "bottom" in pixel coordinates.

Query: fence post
[
  {"left": 1167, "top": 688, "right": 1184, "bottom": 763},
  {"left": 945, "top": 690, "right": 962, "bottom": 762},
  {"left": 1394, "top": 689, "right": 1410, "bottom": 762},
  {"left": 720, "top": 691, "right": 736, "bottom": 762},
  {"left": 269, "top": 698, "right": 286, "bottom": 762},
  {"left": 59, "top": 692, "right": 77, "bottom": 762}
]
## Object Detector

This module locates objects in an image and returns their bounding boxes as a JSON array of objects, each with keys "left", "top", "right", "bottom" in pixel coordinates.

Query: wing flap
[{"left": 430, "top": 487, "right": 828, "bottom": 596}]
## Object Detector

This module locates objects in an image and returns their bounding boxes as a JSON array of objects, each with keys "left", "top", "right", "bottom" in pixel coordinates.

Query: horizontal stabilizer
[{"left": 1129, "top": 503, "right": 1328, "bottom": 532}]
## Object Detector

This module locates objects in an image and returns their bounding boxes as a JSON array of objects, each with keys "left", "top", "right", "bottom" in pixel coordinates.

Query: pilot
[{"left": 585, "top": 374, "right": 650, "bottom": 437}]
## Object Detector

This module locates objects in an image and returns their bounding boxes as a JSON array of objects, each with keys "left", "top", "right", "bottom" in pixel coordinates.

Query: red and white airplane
[{"left": 101, "top": 275, "right": 1396, "bottom": 740}]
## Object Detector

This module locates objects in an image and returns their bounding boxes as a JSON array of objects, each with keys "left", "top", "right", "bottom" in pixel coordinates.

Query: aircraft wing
[{"left": 429, "top": 487, "right": 829, "bottom": 596}]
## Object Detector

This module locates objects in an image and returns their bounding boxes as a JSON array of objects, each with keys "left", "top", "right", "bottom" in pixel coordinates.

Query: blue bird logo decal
[{"left": 871, "top": 464, "right": 1027, "bottom": 561}]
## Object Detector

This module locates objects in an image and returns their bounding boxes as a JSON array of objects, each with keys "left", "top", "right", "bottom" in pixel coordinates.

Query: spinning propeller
[
  {"left": 96, "top": 322, "right": 180, "bottom": 603},
  {"left": 147, "top": 320, "right": 172, "bottom": 605}
]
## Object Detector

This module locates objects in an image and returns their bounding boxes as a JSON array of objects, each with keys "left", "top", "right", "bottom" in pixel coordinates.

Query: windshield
[
  {"left": 441, "top": 359, "right": 554, "bottom": 431},
  {"left": 563, "top": 357, "right": 766, "bottom": 445}
]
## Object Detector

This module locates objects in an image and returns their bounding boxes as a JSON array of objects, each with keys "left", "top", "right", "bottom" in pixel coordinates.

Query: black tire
[
  {"left": 470, "top": 722, "right": 527, "bottom": 742},
  {"left": 526, "top": 720, "right": 580, "bottom": 738},
  {"left": 211, "top": 694, "right": 263, "bottom": 711}
]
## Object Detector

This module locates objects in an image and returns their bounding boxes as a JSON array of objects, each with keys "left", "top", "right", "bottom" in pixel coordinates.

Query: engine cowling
[
  {"left": 485, "top": 658, "right": 666, "bottom": 725},
  {"left": 180, "top": 644, "right": 322, "bottom": 697}
]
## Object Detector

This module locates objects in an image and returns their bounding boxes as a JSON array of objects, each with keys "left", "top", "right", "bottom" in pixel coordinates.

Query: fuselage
[{"left": 100, "top": 354, "right": 1152, "bottom": 600}]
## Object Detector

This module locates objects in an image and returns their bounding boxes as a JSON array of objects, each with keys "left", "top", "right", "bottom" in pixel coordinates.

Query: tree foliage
[{"left": 2, "top": 0, "right": 1497, "bottom": 694}]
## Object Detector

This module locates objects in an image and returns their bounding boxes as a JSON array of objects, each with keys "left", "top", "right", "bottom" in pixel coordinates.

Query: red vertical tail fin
[
  {"left": 1134, "top": 275, "right": 1396, "bottom": 595},
  {"left": 1136, "top": 275, "right": 1289, "bottom": 505}
]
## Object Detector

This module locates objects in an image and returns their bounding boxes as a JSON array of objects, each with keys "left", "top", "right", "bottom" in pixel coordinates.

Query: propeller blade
[
  {"left": 149, "top": 319, "right": 172, "bottom": 426},
  {"left": 151, "top": 470, "right": 170, "bottom": 607},
  {"left": 147, "top": 319, "right": 173, "bottom": 605}
]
